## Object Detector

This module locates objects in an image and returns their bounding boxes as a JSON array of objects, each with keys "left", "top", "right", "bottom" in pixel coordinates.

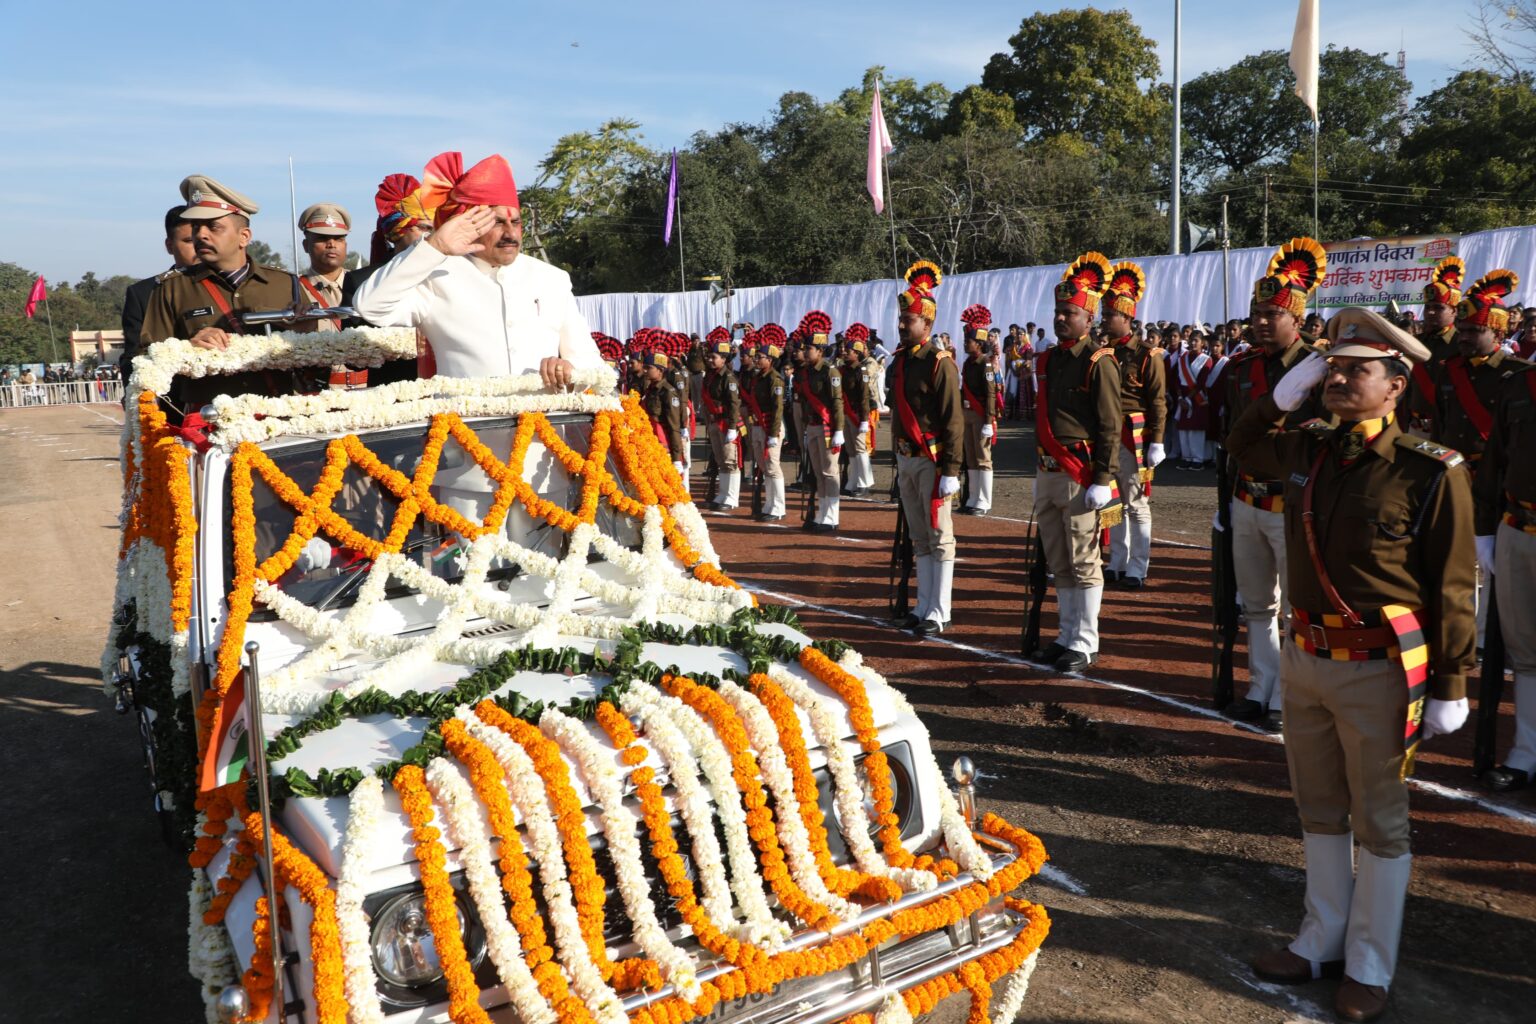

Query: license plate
[{"left": 706, "top": 990, "right": 774, "bottom": 1024}]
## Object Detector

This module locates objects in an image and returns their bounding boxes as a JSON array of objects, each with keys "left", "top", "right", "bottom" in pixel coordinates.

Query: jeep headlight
[
  {"left": 835, "top": 751, "right": 915, "bottom": 838},
  {"left": 371, "top": 892, "right": 462, "bottom": 988}
]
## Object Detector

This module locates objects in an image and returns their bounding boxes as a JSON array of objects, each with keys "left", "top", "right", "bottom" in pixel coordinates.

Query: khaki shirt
[
  {"left": 841, "top": 360, "right": 874, "bottom": 421},
  {"left": 1473, "top": 361, "right": 1536, "bottom": 534},
  {"left": 1228, "top": 394, "right": 1477, "bottom": 699},
  {"left": 1222, "top": 338, "right": 1324, "bottom": 439},
  {"left": 960, "top": 356, "right": 997, "bottom": 419},
  {"left": 1039, "top": 336, "right": 1122, "bottom": 486},
  {"left": 750, "top": 368, "right": 785, "bottom": 436},
  {"left": 642, "top": 379, "right": 687, "bottom": 461},
  {"left": 140, "top": 262, "right": 302, "bottom": 345},
  {"left": 797, "top": 360, "right": 845, "bottom": 433},
  {"left": 1110, "top": 337, "right": 1168, "bottom": 443},
  {"left": 890, "top": 340, "right": 965, "bottom": 478},
  {"left": 1429, "top": 347, "right": 1530, "bottom": 463},
  {"left": 702, "top": 367, "right": 742, "bottom": 430}
]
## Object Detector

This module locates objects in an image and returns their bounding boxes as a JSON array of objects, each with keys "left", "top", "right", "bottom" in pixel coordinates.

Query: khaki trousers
[
  {"left": 707, "top": 423, "right": 740, "bottom": 472},
  {"left": 896, "top": 453, "right": 955, "bottom": 561},
  {"left": 1034, "top": 469, "right": 1102, "bottom": 587},
  {"left": 1496, "top": 521, "right": 1536, "bottom": 671},
  {"left": 1106, "top": 440, "right": 1151, "bottom": 577},
  {"left": 749, "top": 424, "right": 783, "bottom": 479},
  {"left": 1281, "top": 643, "right": 1411, "bottom": 858},
  {"left": 1232, "top": 498, "right": 1288, "bottom": 706},
  {"left": 806, "top": 425, "right": 840, "bottom": 526},
  {"left": 962, "top": 410, "right": 993, "bottom": 470}
]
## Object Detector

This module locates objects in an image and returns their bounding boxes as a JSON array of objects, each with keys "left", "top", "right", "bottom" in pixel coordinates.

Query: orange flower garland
[
  {"left": 392, "top": 765, "right": 492, "bottom": 1024},
  {"left": 240, "top": 894, "right": 277, "bottom": 1022}
]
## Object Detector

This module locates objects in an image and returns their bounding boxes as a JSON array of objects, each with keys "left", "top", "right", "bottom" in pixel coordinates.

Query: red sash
[
  {"left": 1034, "top": 346, "right": 1094, "bottom": 488},
  {"left": 1411, "top": 363, "right": 1435, "bottom": 410},
  {"left": 1445, "top": 355, "right": 1493, "bottom": 443},
  {"left": 960, "top": 379, "right": 997, "bottom": 446},
  {"left": 1247, "top": 353, "right": 1269, "bottom": 398},
  {"left": 700, "top": 374, "right": 729, "bottom": 429},
  {"left": 795, "top": 371, "right": 833, "bottom": 428},
  {"left": 740, "top": 381, "right": 767, "bottom": 429},
  {"left": 198, "top": 278, "right": 237, "bottom": 330},
  {"left": 893, "top": 348, "right": 945, "bottom": 528},
  {"left": 298, "top": 277, "right": 343, "bottom": 331}
]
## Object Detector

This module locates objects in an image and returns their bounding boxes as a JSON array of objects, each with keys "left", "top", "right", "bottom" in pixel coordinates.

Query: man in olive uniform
[
  {"left": 840, "top": 335, "right": 877, "bottom": 498},
  {"left": 1230, "top": 308, "right": 1475, "bottom": 1023},
  {"left": 120, "top": 205, "right": 197, "bottom": 373},
  {"left": 958, "top": 323, "right": 999, "bottom": 515},
  {"left": 700, "top": 337, "right": 744, "bottom": 512},
  {"left": 887, "top": 261, "right": 964, "bottom": 637},
  {"left": 640, "top": 351, "right": 688, "bottom": 478},
  {"left": 1102, "top": 261, "right": 1167, "bottom": 587},
  {"left": 1474, "top": 338, "right": 1536, "bottom": 792},
  {"left": 1405, "top": 256, "right": 1463, "bottom": 430},
  {"left": 1219, "top": 238, "right": 1329, "bottom": 727},
  {"left": 796, "top": 332, "right": 845, "bottom": 532},
  {"left": 746, "top": 343, "right": 787, "bottom": 521},
  {"left": 297, "top": 203, "right": 351, "bottom": 312},
  {"left": 1028, "top": 253, "right": 1121, "bottom": 672}
]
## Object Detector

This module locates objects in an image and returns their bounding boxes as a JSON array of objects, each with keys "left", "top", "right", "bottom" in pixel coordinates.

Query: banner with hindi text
[{"left": 1317, "top": 234, "right": 1460, "bottom": 311}]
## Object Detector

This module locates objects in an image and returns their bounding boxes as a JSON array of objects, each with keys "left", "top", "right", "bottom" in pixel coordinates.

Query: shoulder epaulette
[
  {"left": 155, "top": 266, "right": 185, "bottom": 284},
  {"left": 1395, "top": 435, "right": 1465, "bottom": 468},
  {"left": 1299, "top": 418, "right": 1333, "bottom": 437},
  {"left": 1088, "top": 347, "right": 1114, "bottom": 364},
  {"left": 1230, "top": 347, "right": 1264, "bottom": 363}
]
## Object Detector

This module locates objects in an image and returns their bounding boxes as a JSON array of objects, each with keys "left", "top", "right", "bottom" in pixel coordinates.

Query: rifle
[
  {"left": 1473, "top": 585, "right": 1508, "bottom": 777},
  {"left": 800, "top": 439, "right": 816, "bottom": 526},
  {"left": 888, "top": 474, "right": 914, "bottom": 617},
  {"left": 1021, "top": 509, "right": 1049, "bottom": 656},
  {"left": 704, "top": 450, "right": 719, "bottom": 507},
  {"left": 1211, "top": 445, "right": 1240, "bottom": 710}
]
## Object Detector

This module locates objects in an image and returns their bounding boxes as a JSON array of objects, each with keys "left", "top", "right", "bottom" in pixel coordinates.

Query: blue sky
[{"left": 1, "top": 0, "right": 1478, "bottom": 286}]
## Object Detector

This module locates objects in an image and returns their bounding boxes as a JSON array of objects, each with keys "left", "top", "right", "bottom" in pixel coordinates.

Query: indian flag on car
[{"left": 198, "top": 671, "right": 250, "bottom": 793}]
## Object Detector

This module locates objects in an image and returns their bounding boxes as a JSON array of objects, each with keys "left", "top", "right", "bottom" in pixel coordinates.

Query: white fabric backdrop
[{"left": 575, "top": 225, "right": 1536, "bottom": 341}]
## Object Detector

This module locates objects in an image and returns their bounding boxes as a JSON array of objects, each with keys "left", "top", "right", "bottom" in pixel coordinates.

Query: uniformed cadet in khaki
[
  {"left": 701, "top": 340, "right": 744, "bottom": 511},
  {"left": 1101, "top": 261, "right": 1166, "bottom": 586},
  {"left": 1220, "top": 238, "right": 1330, "bottom": 725},
  {"left": 748, "top": 345, "right": 788, "bottom": 520},
  {"left": 840, "top": 341, "right": 877, "bottom": 496},
  {"left": 959, "top": 328, "right": 999, "bottom": 514},
  {"left": 640, "top": 352, "right": 688, "bottom": 474},
  {"left": 1474, "top": 356, "right": 1536, "bottom": 792},
  {"left": 1029, "top": 253, "right": 1121, "bottom": 673},
  {"left": 888, "top": 262, "right": 965, "bottom": 637},
  {"left": 796, "top": 334, "right": 845, "bottom": 530},
  {"left": 1230, "top": 308, "right": 1475, "bottom": 1022},
  {"left": 297, "top": 202, "right": 351, "bottom": 333},
  {"left": 1404, "top": 255, "right": 1463, "bottom": 432}
]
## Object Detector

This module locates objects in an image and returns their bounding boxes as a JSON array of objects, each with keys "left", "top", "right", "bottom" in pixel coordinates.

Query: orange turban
[{"left": 420, "top": 151, "right": 519, "bottom": 226}]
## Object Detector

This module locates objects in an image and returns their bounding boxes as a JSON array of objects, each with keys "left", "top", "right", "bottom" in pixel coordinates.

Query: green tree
[
  {"left": 833, "top": 67, "right": 952, "bottom": 145},
  {"left": 938, "top": 86, "right": 1021, "bottom": 139},
  {"left": 520, "top": 118, "right": 657, "bottom": 256},
  {"left": 247, "top": 239, "right": 286, "bottom": 269}
]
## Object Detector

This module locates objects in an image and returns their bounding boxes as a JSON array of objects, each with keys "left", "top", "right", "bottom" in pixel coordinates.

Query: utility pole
[
  {"left": 1220, "top": 193, "right": 1231, "bottom": 324},
  {"left": 1262, "top": 174, "right": 1271, "bottom": 248},
  {"left": 1170, "top": 0, "right": 1182, "bottom": 255}
]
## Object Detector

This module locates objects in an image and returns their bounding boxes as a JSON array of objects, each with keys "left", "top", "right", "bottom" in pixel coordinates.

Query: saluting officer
[
  {"left": 840, "top": 333, "right": 877, "bottom": 498},
  {"left": 1102, "top": 261, "right": 1167, "bottom": 587},
  {"left": 796, "top": 329, "right": 845, "bottom": 532},
  {"left": 958, "top": 310, "right": 999, "bottom": 516},
  {"left": 1219, "top": 238, "right": 1329, "bottom": 728},
  {"left": 700, "top": 332, "right": 745, "bottom": 512},
  {"left": 640, "top": 351, "right": 688, "bottom": 477},
  {"left": 886, "top": 261, "right": 964, "bottom": 636},
  {"left": 1028, "top": 253, "right": 1122, "bottom": 673},
  {"left": 1230, "top": 308, "right": 1474, "bottom": 1024},
  {"left": 746, "top": 342, "right": 788, "bottom": 521}
]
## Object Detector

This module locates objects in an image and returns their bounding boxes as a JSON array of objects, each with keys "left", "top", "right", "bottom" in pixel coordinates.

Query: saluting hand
[
  {"left": 1272, "top": 352, "right": 1329, "bottom": 412},
  {"left": 428, "top": 206, "right": 497, "bottom": 257}
]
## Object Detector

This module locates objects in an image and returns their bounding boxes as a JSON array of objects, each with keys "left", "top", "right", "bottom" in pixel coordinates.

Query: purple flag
[{"left": 663, "top": 149, "right": 679, "bottom": 245}]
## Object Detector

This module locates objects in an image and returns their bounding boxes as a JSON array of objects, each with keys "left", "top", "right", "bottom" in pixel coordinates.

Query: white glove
[
  {"left": 1211, "top": 510, "right": 1225, "bottom": 533},
  {"left": 1421, "top": 697, "right": 1470, "bottom": 740},
  {"left": 1084, "top": 483, "right": 1113, "bottom": 510},
  {"left": 681, "top": 429, "right": 690, "bottom": 443},
  {"left": 1475, "top": 535, "right": 1497, "bottom": 578},
  {"left": 831, "top": 430, "right": 845, "bottom": 448},
  {"left": 725, "top": 428, "right": 738, "bottom": 443},
  {"left": 938, "top": 475, "right": 960, "bottom": 497},
  {"left": 1272, "top": 352, "right": 1330, "bottom": 411},
  {"left": 672, "top": 461, "right": 686, "bottom": 477},
  {"left": 766, "top": 436, "right": 780, "bottom": 448},
  {"left": 981, "top": 423, "right": 995, "bottom": 439},
  {"left": 1147, "top": 442, "right": 1166, "bottom": 468},
  {"left": 295, "top": 536, "right": 333, "bottom": 573}
]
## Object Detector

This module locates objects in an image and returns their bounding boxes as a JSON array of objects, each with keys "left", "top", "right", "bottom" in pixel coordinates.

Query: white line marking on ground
[
  {"left": 834, "top": 493, "right": 1212, "bottom": 549},
  {"left": 1038, "top": 863, "right": 1089, "bottom": 895},
  {"left": 744, "top": 581, "right": 1536, "bottom": 829},
  {"left": 81, "top": 406, "right": 124, "bottom": 426}
]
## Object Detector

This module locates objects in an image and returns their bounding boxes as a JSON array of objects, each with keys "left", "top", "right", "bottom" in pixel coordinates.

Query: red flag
[{"left": 24, "top": 276, "right": 46, "bottom": 319}]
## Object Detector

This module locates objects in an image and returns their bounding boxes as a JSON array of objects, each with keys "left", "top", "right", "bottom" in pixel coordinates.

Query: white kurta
[{"left": 353, "top": 241, "right": 602, "bottom": 377}]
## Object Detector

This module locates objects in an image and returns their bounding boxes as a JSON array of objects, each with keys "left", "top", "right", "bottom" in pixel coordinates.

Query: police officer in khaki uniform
[
  {"left": 700, "top": 337, "right": 744, "bottom": 512},
  {"left": 1102, "top": 261, "right": 1167, "bottom": 587},
  {"left": 1230, "top": 308, "right": 1475, "bottom": 1023},
  {"left": 1029, "top": 253, "right": 1122, "bottom": 672},
  {"left": 748, "top": 343, "right": 787, "bottom": 521},
  {"left": 298, "top": 203, "right": 351, "bottom": 311},
  {"left": 887, "top": 262, "right": 965, "bottom": 637},
  {"left": 958, "top": 320, "right": 999, "bottom": 515},
  {"left": 796, "top": 332, "right": 845, "bottom": 532},
  {"left": 1219, "top": 238, "right": 1329, "bottom": 726},
  {"left": 640, "top": 351, "right": 688, "bottom": 475},
  {"left": 1474, "top": 344, "right": 1536, "bottom": 792},
  {"left": 840, "top": 336, "right": 877, "bottom": 497}
]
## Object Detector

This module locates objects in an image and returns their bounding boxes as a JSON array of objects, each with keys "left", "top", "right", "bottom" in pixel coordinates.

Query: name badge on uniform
[
  {"left": 1290, "top": 472, "right": 1309, "bottom": 486},
  {"left": 187, "top": 306, "right": 215, "bottom": 318},
  {"left": 671, "top": 396, "right": 680, "bottom": 406}
]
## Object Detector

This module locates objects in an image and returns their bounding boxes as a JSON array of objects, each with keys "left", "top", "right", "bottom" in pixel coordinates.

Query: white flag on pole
[
  {"left": 1289, "top": 0, "right": 1320, "bottom": 124},
  {"left": 867, "top": 81, "right": 894, "bottom": 214}
]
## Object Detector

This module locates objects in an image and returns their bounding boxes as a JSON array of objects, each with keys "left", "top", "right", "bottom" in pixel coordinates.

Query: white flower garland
[
  {"left": 625, "top": 684, "right": 788, "bottom": 947},
  {"left": 716, "top": 681, "right": 859, "bottom": 921},
  {"left": 187, "top": 867, "right": 238, "bottom": 1019},
  {"left": 459, "top": 710, "right": 627, "bottom": 1024},
  {"left": 987, "top": 951, "right": 1042, "bottom": 1024},
  {"left": 874, "top": 990, "right": 914, "bottom": 1024},
  {"left": 334, "top": 776, "right": 388, "bottom": 1024},
  {"left": 129, "top": 327, "right": 418, "bottom": 398},
  {"left": 425, "top": 758, "right": 559, "bottom": 1024},
  {"left": 540, "top": 708, "right": 701, "bottom": 1002}
]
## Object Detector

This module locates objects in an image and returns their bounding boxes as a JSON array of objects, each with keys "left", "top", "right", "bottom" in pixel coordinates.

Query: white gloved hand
[
  {"left": 672, "top": 461, "right": 686, "bottom": 477},
  {"left": 832, "top": 430, "right": 845, "bottom": 448},
  {"left": 1084, "top": 483, "right": 1113, "bottom": 510},
  {"left": 1421, "top": 697, "right": 1470, "bottom": 740},
  {"left": 681, "top": 429, "right": 690, "bottom": 443},
  {"left": 1147, "top": 442, "right": 1166, "bottom": 468},
  {"left": 938, "top": 475, "right": 960, "bottom": 497},
  {"left": 767, "top": 436, "right": 780, "bottom": 448},
  {"left": 1475, "top": 535, "right": 1497, "bottom": 578},
  {"left": 295, "top": 536, "right": 333, "bottom": 573},
  {"left": 981, "top": 423, "right": 995, "bottom": 439},
  {"left": 1272, "top": 352, "right": 1330, "bottom": 411},
  {"left": 1211, "top": 510, "right": 1225, "bottom": 533},
  {"left": 725, "top": 428, "right": 738, "bottom": 443}
]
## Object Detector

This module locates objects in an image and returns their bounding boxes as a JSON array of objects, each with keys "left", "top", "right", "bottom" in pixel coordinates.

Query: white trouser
[
  {"left": 1344, "top": 849, "right": 1411, "bottom": 987},
  {"left": 1106, "top": 440, "right": 1151, "bottom": 577},
  {"left": 1053, "top": 585, "right": 1102, "bottom": 656},
  {"left": 914, "top": 553, "right": 934, "bottom": 621},
  {"left": 807, "top": 425, "right": 840, "bottom": 526},
  {"left": 1290, "top": 831, "right": 1355, "bottom": 965},
  {"left": 965, "top": 468, "right": 994, "bottom": 512},
  {"left": 1231, "top": 499, "right": 1288, "bottom": 709},
  {"left": 1178, "top": 430, "right": 1208, "bottom": 461}
]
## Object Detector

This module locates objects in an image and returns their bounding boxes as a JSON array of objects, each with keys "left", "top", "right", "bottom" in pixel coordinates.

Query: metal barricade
[{"left": 0, "top": 380, "right": 123, "bottom": 408}]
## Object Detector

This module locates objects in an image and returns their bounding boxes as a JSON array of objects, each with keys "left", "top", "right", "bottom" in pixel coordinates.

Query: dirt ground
[{"left": 2, "top": 404, "right": 1532, "bottom": 1024}]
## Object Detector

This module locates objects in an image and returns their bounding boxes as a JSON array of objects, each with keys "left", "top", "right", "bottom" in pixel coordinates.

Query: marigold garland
[{"left": 240, "top": 893, "right": 277, "bottom": 1022}]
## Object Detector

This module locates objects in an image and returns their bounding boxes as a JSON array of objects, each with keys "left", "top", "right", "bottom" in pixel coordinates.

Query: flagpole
[
  {"left": 1170, "top": 0, "right": 1182, "bottom": 256},
  {"left": 676, "top": 188, "right": 687, "bottom": 301},
  {"left": 42, "top": 293, "right": 58, "bottom": 364},
  {"left": 878, "top": 78, "right": 901, "bottom": 284},
  {"left": 1311, "top": 118, "right": 1320, "bottom": 239}
]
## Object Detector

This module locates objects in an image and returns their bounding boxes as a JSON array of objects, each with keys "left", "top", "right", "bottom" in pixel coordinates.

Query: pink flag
[
  {"left": 24, "top": 276, "right": 46, "bottom": 319},
  {"left": 867, "top": 82, "right": 894, "bottom": 214}
]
